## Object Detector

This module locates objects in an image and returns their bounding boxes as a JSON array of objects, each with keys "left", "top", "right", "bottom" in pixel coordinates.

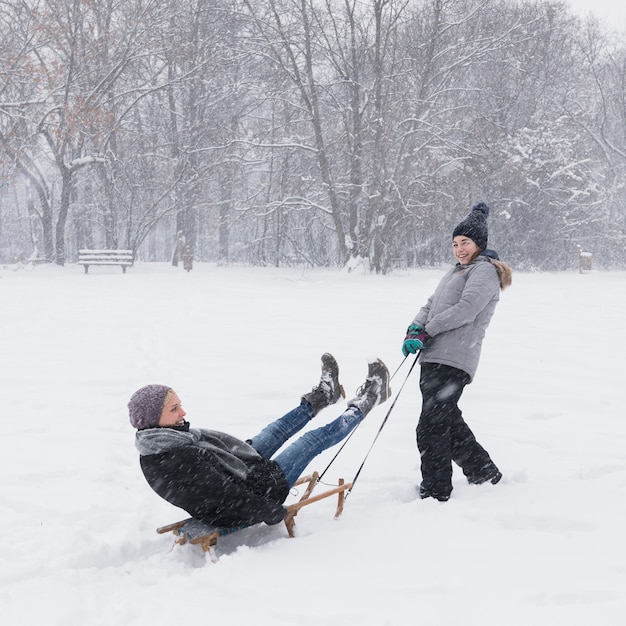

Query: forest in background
[{"left": 1, "top": 0, "right": 625, "bottom": 272}]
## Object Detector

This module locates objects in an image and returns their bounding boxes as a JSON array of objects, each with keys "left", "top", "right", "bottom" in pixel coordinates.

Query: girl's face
[
  {"left": 158, "top": 390, "right": 187, "bottom": 427},
  {"left": 452, "top": 235, "right": 480, "bottom": 265}
]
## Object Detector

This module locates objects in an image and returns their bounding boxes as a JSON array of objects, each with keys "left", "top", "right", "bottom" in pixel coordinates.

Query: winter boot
[
  {"left": 418, "top": 483, "right": 450, "bottom": 502},
  {"left": 347, "top": 358, "right": 391, "bottom": 418},
  {"left": 467, "top": 465, "right": 502, "bottom": 485},
  {"left": 301, "top": 353, "right": 345, "bottom": 416}
]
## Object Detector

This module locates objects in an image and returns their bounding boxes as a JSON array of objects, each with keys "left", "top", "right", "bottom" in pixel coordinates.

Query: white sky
[{"left": 565, "top": 0, "right": 626, "bottom": 26}]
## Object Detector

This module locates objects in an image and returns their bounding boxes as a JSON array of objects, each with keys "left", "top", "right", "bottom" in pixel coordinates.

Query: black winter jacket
[{"left": 136, "top": 424, "right": 289, "bottom": 528}]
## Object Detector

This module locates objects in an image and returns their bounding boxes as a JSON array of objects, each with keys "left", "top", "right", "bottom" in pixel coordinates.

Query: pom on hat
[
  {"left": 452, "top": 202, "right": 490, "bottom": 250},
  {"left": 128, "top": 384, "right": 171, "bottom": 429}
]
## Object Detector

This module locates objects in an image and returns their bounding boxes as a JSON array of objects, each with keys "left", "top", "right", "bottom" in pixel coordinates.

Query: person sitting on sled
[{"left": 129, "top": 355, "right": 390, "bottom": 529}]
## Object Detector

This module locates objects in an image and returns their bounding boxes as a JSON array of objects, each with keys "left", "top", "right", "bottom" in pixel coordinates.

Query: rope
[
  {"left": 344, "top": 352, "right": 420, "bottom": 499},
  {"left": 317, "top": 352, "right": 419, "bottom": 487}
]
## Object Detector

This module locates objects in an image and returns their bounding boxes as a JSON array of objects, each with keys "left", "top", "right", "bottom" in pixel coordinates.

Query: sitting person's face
[{"left": 158, "top": 391, "right": 187, "bottom": 427}]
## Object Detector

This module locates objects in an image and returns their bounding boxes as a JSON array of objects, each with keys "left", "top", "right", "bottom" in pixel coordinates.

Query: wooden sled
[{"left": 156, "top": 472, "right": 351, "bottom": 562}]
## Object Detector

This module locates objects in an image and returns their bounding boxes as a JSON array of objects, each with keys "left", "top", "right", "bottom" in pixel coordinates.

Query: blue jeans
[{"left": 248, "top": 401, "right": 363, "bottom": 487}]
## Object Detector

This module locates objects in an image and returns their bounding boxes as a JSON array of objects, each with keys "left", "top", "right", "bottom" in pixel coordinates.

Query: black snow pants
[{"left": 417, "top": 362, "right": 498, "bottom": 499}]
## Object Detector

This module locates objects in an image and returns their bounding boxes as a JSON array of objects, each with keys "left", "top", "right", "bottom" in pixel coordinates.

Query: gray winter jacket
[{"left": 412, "top": 256, "right": 500, "bottom": 381}]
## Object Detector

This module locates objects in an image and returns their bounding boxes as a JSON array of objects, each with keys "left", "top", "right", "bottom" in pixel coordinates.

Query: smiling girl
[{"left": 401, "top": 202, "right": 512, "bottom": 502}]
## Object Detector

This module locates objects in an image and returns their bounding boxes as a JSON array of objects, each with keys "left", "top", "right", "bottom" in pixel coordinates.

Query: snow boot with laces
[
  {"left": 301, "top": 353, "right": 345, "bottom": 416},
  {"left": 347, "top": 358, "right": 391, "bottom": 417}
]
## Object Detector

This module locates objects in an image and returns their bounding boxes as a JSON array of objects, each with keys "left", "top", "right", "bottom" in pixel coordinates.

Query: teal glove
[{"left": 402, "top": 324, "right": 432, "bottom": 356}]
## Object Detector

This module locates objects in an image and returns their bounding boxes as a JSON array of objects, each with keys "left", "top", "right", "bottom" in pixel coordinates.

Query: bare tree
[
  {"left": 242, "top": 0, "right": 351, "bottom": 263},
  {"left": 2, "top": 0, "right": 626, "bottom": 270}
]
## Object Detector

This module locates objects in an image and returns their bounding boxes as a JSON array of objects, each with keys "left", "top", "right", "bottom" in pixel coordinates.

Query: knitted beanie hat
[
  {"left": 128, "top": 384, "right": 171, "bottom": 430},
  {"left": 452, "top": 202, "right": 490, "bottom": 250}
]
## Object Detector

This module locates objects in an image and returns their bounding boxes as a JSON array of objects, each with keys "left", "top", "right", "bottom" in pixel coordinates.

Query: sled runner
[{"left": 156, "top": 472, "right": 351, "bottom": 562}]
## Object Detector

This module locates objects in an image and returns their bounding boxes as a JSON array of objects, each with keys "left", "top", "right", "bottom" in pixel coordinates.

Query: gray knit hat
[
  {"left": 452, "top": 202, "right": 490, "bottom": 250},
  {"left": 128, "top": 384, "right": 171, "bottom": 429}
]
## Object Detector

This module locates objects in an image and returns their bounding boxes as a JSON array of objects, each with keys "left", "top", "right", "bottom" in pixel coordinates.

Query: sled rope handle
[{"left": 344, "top": 352, "right": 419, "bottom": 498}]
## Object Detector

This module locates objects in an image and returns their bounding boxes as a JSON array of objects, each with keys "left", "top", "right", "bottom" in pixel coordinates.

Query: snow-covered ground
[{"left": 1, "top": 261, "right": 624, "bottom": 625}]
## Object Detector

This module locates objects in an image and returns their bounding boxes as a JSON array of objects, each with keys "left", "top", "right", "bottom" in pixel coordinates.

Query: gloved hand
[{"left": 402, "top": 324, "right": 432, "bottom": 356}]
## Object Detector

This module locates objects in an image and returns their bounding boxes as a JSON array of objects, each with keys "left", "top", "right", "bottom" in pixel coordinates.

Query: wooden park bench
[
  {"left": 78, "top": 249, "right": 134, "bottom": 274},
  {"left": 156, "top": 472, "right": 351, "bottom": 562}
]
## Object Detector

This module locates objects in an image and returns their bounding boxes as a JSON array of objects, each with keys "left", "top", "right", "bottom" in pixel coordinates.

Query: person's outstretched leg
[
  {"left": 274, "top": 358, "right": 390, "bottom": 487},
  {"left": 248, "top": 353, "right": 344, "bottom": 459}
]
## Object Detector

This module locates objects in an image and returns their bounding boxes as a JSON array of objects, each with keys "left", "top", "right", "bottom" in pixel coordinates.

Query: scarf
[{"left": 135, "top": 426, "right": 262, "bottom": 482}]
